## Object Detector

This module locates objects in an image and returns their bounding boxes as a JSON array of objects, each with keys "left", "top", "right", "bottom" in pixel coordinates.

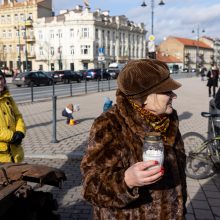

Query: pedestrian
[
  {"left": 103, "top": 97, "right": 113, "bottom": 112},
  {"left": 0, "top": 70, "right": 26, "bottom": 163},
  {"left": 215, "top": 87, "right": 220, "bottom": 110},
  {"left": 62, "top": 103, "right": 79, "bottom": 125},
  {"left": 207, "top": 65, "right": 219, "bottom": 97},
  {"left": 81, "top": 59, "right": 187, "bottom": 219},
  {"left": 200, "top": 67, "right": 206, "bottom": 81}
]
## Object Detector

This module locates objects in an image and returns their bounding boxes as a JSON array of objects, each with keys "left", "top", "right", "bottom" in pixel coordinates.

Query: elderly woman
[
  {"left": 0, "top": 71, "right": 26, "bottom": 163},
  {"left": 81, "top": 59, "right": 186, "bottom": 219}
]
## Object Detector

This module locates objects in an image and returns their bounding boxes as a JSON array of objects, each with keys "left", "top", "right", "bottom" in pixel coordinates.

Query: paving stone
[
  {"left": 194, "top": 209, "right": 214, "bottom": 219},
  {"left": 191, "top": 200, "right": 210, "bottom": 209}
]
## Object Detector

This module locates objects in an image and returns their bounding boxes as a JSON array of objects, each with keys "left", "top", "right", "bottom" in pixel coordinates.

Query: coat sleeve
[
  {"left": 80, "top": 115, "right": 139, "bottom": 208},
  {"left": 10, "top": 97, "right": 26, "bottom": 135},
  {"left": 174, "top": 129, "right": 187, "bottom": 213},
  {"left": 215, "top": 88, "right": 220, "bottom": 110}
]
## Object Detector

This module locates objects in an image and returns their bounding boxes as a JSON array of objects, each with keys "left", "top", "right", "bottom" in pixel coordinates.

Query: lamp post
[
  {"left": 192, "top": 25, "right": 205, "bottom": 75},
  {"left": 57, "top": 33, "right": 62, "bottom": 70},
  {"left": 14, "top": 26, "right": 22, "bottom": 73},
  {"left": 24, "top": 26, "right": 28, "bottom": 72},
  {"left": 141, "top": 0, "right": 165, "bottom": 59}
]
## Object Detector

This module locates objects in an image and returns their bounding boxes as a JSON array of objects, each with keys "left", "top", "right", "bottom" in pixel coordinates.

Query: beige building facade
[
  {"left": 158, "top": 36, "right": 214, "bottom": 71},
  {"left": 0, "top": 0, "right": 52, "bottom": 74}
]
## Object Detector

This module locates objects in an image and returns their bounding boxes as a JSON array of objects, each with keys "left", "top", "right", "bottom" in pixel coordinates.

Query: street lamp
[
  {"left": 14, "top": 25, "right": 22, "bottom": 73},
  {"left": 141, "top": 0, "right": 165, "bottom": 59},
  {"left": 192, "top": 25, "right": 205, "bottom": 75},
  {"left": 57, "top": 32, "right": 62, "bottom": 70}
]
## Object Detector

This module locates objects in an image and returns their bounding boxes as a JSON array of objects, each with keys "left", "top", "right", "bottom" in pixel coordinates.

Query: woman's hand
[{"left": 124, "top": 161, "right": 164, "bottom": 189}]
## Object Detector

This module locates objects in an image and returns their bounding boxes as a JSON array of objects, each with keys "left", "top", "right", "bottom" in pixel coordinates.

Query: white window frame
[
  {"left": 80, "top": 45, "right": 90, "bottom": 55},
  {"left": 70, "top": 45, "right": 74, "bottom": 55},
  {"left": 70, "top": 29, "right": 74, "bottom": 38},
  {"left": 82, "top": 27, "right": 89, "bottom": 38},
  {"left": 39, "top": 47, "right": 44, "bottom": 56}
]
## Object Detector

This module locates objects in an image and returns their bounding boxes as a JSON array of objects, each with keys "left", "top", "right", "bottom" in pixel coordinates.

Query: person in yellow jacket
[{"left": 0, "top": 70, "right": 26, "bottom": 163}]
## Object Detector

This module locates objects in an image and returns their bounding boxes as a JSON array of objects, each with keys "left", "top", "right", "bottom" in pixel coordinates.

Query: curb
[{"left": 25, "top": 151, "right": 84, "bottom": 161}]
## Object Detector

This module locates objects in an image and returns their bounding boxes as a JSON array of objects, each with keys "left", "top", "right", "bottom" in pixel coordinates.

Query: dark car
[
  {"left": 84, "top": 68, "right": 110, "bottom": 80},
  {"left": 75, "top": 70, "right": 86, "bottom": 80},
  {"left": 12, "top": 71, "right": 53, "bottom": 87},
  {"left": 107, "top": 68, "right": 120, "bottom": 79},
  {"left": 54, "top": 70, "right": 81, "bottom": 83},
  {"left": 44, "top": 71, "right": 60, "bottom": 84}
]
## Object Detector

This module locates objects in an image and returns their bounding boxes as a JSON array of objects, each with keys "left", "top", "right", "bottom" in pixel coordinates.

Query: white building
[{"left": 33, "top": 5, "right": 147, "bottom": 71}]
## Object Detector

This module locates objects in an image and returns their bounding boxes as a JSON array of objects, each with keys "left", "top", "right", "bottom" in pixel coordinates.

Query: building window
[
  {"left": 14, "top": 14, "right": 18, "bottom": 21},
  {"left": 2, "top": 30, "right": 6, "bottom": 38},
  {"left": 38, "top": 31, "right": 43, "bottom": 39},
  {"left": 70, "top": 46, "right": 74, "bottom": 55},
  {"left": 28, "top": 13, "right": 33, "bottom": 20},
  {"left": 82, "top": 27, "right": 89, "bottom": 38},
  {"left": 21, "top": 30, "right": 25, "bottom": 38},
  {"left": 81, "top": 45, "right": 90, "bottom": 55},
  {"left": 102, "top": 30, "right": 105, "bottom": 40},
  {"left": 15, "top": 30, "right": 19, "bottom": 37},
  {"left": 16, "top": 45, "right": 20, "bottom": 53},
  {"left": 20, "top": 14, "right": 24, "bottom": 22},
  {"left": 112, "top": 31, "right": 115, "bottom": 41},
  {"left": 3, "top": 45, "right": 7, "bottom": 53},
  {"left": 39, "top": 47, "right": 44, "bottom": 55},
  {"left": 7, "top": 15, "right": 11, "bottom": 23},
  {"left": 58, "top": 46, "right": 62, "bottom": 54},
  {"left": 8, "top": 45, "right": 12, "bottom": 53},
  {"left": 95, "top": 28, "right": 99, "bottom": 39},
  {"left": 70, "top": 29, "right": 74, "bottom": 38},
  {"left": 107, "top": 31, "right": 110, "bottom": 41},
  {"left": 50, "top": 30, "right": 54, "bottom": 39},
  {"left": 8, "top": 30, "right": 12, "bottom": 38},
  {"left": 50, "top": 47, "right": 54, "bottom": 56},
  {"left": 57, "top": 29, "right": 62, "bottom": 38},
  {"left": 96, "top": 45, "right": 99, "bottom": 56},
  {"left": 1, "top": 15, "right": 5, "bottom": 23}
]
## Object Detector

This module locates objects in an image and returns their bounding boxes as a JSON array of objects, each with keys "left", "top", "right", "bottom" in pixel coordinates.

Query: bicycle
[{"left": 182, "top": 112, "right": 220, "bottom": 179}]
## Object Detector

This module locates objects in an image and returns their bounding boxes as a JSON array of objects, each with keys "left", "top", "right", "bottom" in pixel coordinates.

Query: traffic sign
[
  {"left": 98, "top": 55, "right": 105, "bottom": 61},
  {"left": 98, "top": 47, "right": 105, "bottom": 56},
  {"left": 148, "top": 35, "right": 155, "bottom": 42}
]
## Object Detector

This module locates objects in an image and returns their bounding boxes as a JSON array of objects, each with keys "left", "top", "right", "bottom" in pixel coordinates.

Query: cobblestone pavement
[{"left": 14, "top": 76, "right": 220, "bottom": 220}]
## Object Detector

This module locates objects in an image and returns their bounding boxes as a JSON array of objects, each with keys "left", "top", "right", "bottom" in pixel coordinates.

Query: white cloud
[{"left": 126, "top": 2, "right": 220, "bottom": 43}]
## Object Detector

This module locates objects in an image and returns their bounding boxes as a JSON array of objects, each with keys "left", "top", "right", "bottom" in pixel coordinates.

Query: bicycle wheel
[
  {"left": 183, "top": 132, "right": 213, "bottom": 179},
  {"left": 185, "top": 152, "right": 213, "bottom": 179},
  {"left": 182, "top": 132, "right": 206, "bottom": 156}
]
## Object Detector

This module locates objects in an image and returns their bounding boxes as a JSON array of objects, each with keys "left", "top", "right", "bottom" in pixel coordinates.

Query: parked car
[
  {"left": 12, "top": 71, "right": 53, "bottom": 87},
  {"left": 84, "top": 68, "right": 110, "bottom": 80},
  {"left": 75, "top": 70, "right": 86, "bottom": 80},
  {"left": 107, "top": 63, "right": 125, "bottom": 79},
  {"left": 54, "top": 70, "right": 81, "bottom": 83},
  {"left": 44, "top": 71, "right": 60, "bottom": 84},
  {"left": 183, "top": 68, "right": 189, "bottom": 73}
]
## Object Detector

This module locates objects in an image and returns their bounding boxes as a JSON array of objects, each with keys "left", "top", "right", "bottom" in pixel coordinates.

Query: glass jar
[{"left": 142, "top": 135, "right": 164, "bottom": 166}]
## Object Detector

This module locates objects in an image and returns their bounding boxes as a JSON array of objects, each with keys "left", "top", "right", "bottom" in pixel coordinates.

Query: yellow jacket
[{"left": 0, "top": 90, "right": 26, "bottom": 163}]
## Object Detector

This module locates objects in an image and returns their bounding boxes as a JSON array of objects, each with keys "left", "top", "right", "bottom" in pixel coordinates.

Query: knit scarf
[{"left": 129, "top": 100, "right": 170, "bottom": 141}]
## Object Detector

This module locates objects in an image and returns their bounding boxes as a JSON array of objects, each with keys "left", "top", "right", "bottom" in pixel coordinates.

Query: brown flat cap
[{"left": 117, "top": 59, "right": 181, "bottom": 99}]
